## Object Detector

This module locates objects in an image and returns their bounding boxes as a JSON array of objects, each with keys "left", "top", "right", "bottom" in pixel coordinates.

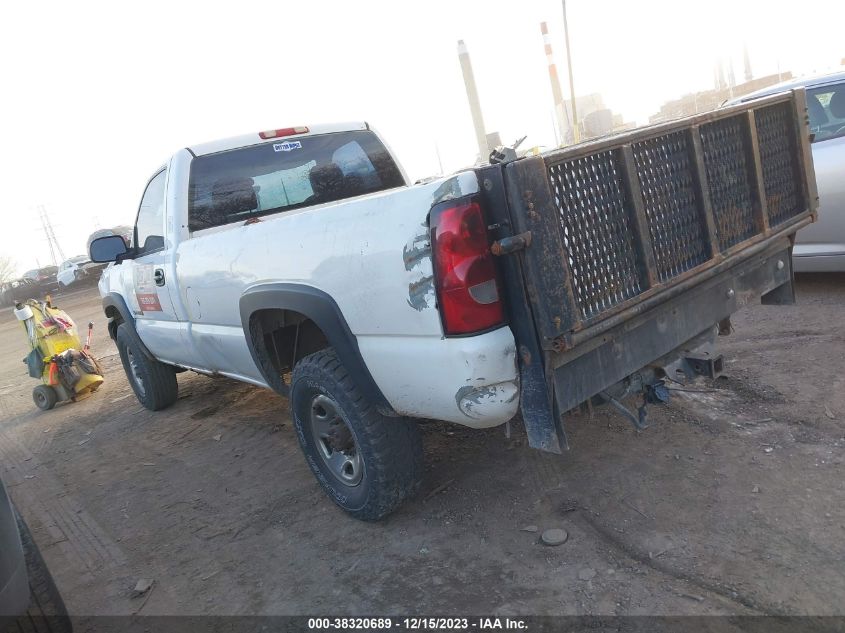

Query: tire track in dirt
[
  {"left": 0, "top": 423, "right": 126, "bottom": 576},
  {"left": 0, "top": 424, "right": 34, "bottom": 483},
  {"left": 576, "top": 508, "right": 775, "bottom": 615}
]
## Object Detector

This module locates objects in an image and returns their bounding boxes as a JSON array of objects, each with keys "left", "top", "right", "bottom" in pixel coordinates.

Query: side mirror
[{"left": 89, "top": 235, "right": 129, "bottom": 263}]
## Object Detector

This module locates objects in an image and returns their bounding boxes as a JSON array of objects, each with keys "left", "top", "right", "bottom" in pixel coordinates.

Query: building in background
[
  {"left": 558, "top": 93, "right": 635, "bottom": 143},
  {"left": 649, "top": 72, "right": 792, "bottom": 124}
]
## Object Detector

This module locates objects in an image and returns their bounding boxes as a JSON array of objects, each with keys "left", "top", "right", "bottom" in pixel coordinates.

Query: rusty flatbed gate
[{"left": 483, "top": 89, "right": 818, "bottom": 452}]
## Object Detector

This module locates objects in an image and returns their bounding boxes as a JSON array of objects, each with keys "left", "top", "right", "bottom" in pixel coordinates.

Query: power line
[{"left": 37, "top": 205, "right": 66, "bottom": 266}]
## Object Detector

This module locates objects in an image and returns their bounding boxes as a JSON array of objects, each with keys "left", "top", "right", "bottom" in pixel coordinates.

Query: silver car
[{"left": 729, "top": 70, "right": 845, "bottom": 272}]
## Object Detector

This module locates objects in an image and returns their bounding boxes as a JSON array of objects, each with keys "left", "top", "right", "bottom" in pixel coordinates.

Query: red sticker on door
[
  {"left": 134, "top": 265, "right": 163, "bottom": 313},
  {"left": 136, "top": 292, "right": 163, "bottom": 312}
]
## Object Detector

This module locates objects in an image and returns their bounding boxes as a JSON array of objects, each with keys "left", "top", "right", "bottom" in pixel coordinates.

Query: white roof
[{"left": 188, "top": 122, "right": 370, "bottom": 157}]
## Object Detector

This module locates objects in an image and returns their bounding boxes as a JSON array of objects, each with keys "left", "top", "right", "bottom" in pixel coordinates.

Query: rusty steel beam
[
  {"left": 503, "top": 156, "right": 580, "bottom": 345},
  {"left": 618, "top": 145, "right": 658, "bottom": 288},
  {"left": 745, "top": 110, "right": 771, "bottom": 235},
  {"left": 688, "top": 125, "right": 722, "bottom": 259}
]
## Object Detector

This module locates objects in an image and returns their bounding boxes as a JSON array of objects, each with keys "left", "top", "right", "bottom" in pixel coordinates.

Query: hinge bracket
[{"left": 491, "top": 231, "right": 532, "bottom": 256}]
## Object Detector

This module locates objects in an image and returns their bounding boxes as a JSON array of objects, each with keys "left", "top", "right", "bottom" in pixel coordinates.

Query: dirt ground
[{"left": 0, "top": 276, "right": 843, "bottom": 617}]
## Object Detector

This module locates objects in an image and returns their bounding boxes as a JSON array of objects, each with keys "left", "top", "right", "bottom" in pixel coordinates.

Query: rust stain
[{"left": 519, "top": 345, "right": 532, "bottom": 366}]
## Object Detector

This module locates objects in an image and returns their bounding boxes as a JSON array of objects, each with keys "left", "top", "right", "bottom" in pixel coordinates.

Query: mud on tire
[
  {"left": 291, "top": 348, "right": 423, "bottom": 521},
  {"left": 116, "top": 323, "right": 178, "bottom": 411}
]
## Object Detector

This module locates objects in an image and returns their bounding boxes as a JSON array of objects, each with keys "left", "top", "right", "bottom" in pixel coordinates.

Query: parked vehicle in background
[
  {"left": 21, "top": 266, "right": 59, "bottom": 295},
  {"left": 56, "top": 256, "right": 107, "bottom": 289},
  {"left": 0, "top": 476, "right": 71, "bottom": 630},
  {"left": 726, "top": 70, "right": 845, "bottom": 272},
  {"left": 91, "top": 91, "right": 816, "bottom": 520},
  {"left": 0, "top": 279, "right": 40, "bottom": 308}
]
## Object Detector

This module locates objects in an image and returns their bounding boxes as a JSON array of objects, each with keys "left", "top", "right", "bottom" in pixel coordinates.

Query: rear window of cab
[
  {"left": 806, "top": 82, "right": 845, "bottom": 143},
  {"left": 188, "top": 130, "right": 405, "bottom": 232}
]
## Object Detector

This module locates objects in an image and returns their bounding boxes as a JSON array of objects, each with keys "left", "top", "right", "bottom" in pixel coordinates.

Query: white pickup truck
[{"left": 91, "top": 92, "right": 817, "bottom": 520}]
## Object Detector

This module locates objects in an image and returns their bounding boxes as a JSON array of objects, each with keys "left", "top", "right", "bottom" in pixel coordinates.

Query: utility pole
[
  {"left": 38, "top": 205, "right": 65, "bottom": 266},
  {"left": 562, "top": 0, "right": 580, "bottom": 143}
]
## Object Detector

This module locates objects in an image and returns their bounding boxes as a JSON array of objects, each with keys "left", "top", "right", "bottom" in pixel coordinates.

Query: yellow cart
[{"left": 15, "top": 299, "right": 103, "bottom": 410}]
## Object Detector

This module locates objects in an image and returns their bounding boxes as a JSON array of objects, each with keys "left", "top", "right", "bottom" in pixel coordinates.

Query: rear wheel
[
  {"left": 32, "top": 386, "right": 57, "bottom": 411},
  {"left": 290, "top": 348, "right": 423, "bottom": 521},
  {"left": 116, "top": 323, "right": 178, "bottom": 410}
]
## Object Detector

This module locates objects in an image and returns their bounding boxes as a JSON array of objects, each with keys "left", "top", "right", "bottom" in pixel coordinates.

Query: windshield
[
  {"left": 807, "top": 82, "right": 845, "bottom": 143},
  {"left": 188, "top": 130, "right": 405, "bottom": 232}
]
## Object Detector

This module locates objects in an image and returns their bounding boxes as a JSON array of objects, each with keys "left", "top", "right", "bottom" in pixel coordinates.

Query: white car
[{"left": 56, "top": 255, "right": 106, "bottom": 288}]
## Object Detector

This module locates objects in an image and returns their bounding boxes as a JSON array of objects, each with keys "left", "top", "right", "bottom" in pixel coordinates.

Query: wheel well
[
  {"left": 249, "top": 309, "right": 330, "bottom": 392},
  {"left": 104, "top": 305, "right": 123, "bottom": 341}
]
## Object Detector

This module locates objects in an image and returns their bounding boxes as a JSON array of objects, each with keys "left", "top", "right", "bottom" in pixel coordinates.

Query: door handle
[{"left": 154, "top": 268, "right": 165, "bottom": 286}]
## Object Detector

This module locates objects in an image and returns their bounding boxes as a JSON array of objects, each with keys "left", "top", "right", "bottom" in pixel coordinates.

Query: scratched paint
[
  {"left": 431, "top": 172, "right": 480, "bottom": 206},
  {"left": 403, "top": 225, "right": 431, "bottom": 272},
  {"left": 455, "top": 380, "right": 520, "bottom": 419},
  {"left": 404, "top": 222, "right": 435, "bottom": 311},
  {"left": 431, "top": 177, "right": 464, "bottom": 205},
  {"left": 407, "top": 275, "right": 435, "bottom": 311}
]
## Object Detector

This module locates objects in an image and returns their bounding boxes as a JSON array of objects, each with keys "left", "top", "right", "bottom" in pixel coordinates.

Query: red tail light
[
  {"left": 258, "top": 126, "right": 309, "bottom": 140},
  {"left": 430, "top": 198, "right": 505, "bottom": 335}
]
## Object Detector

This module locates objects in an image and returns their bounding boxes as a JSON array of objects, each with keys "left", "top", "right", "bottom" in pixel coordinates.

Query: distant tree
[{"left": 0, "top": 256, "right": 16, "bottom": 283}]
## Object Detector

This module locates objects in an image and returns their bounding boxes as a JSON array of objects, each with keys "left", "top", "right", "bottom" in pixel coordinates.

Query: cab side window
[{"left": 136, "top": 170, "right": 167, "bottom": 256}]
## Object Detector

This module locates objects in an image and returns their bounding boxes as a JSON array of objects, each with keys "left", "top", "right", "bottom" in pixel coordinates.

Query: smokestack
[
  {"left": 457, "top": 40, "right": 489, "bottom": 162},
  {"left": 541, "top": 22, "right": 567, "bottom": 146},
  {"left": 743, "top": 44, "right": 753, "bottom": 82},
  {"left": 716, "top": 59, "right": 727, "bottom": 91}
]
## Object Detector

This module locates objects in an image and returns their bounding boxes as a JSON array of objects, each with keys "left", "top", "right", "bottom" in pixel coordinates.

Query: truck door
[{"left": 128, "top": 168, "right": 191, "bottom": 365}]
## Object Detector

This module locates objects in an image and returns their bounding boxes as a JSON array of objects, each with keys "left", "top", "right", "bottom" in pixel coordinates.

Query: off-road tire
[
  {"left": 116, "top": 323, "right": 178, "bottom": 411},
  {"left": 291, "top": 348, "right": 423, "bottom": 521},
  {"left": 32, "top": 386, "right": 57, "bottom": 412},
  {"left": 5, "top": 509, "right": 72, "bottom": 633}
]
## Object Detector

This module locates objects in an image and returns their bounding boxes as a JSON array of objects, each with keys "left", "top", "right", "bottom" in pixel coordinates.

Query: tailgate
[{"left": 498, "top": 89, "right": 818, "bottom": 449}]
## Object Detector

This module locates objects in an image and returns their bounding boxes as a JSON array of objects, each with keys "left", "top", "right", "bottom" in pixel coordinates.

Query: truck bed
[{"left": 483, "top": 89, "right": 818, "bottom": 452}]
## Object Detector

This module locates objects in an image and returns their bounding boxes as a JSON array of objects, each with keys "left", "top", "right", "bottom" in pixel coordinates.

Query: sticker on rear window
[{"left": 273, "top": 141, "right": 302, "bottom": 152}]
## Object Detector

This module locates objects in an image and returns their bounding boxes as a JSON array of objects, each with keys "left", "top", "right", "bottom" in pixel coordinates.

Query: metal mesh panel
[
  {"left": 755, "top": 103, "right": 802, "bottom": 226},
  {"left": 632, "top": 132, "right": 709, "bottom": 281},
  {"left": 548, "top": 152, "right": 643, "bottom": 320},
  {"left": 700, "top": 116, "right": 758, "bottom": 250}
]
